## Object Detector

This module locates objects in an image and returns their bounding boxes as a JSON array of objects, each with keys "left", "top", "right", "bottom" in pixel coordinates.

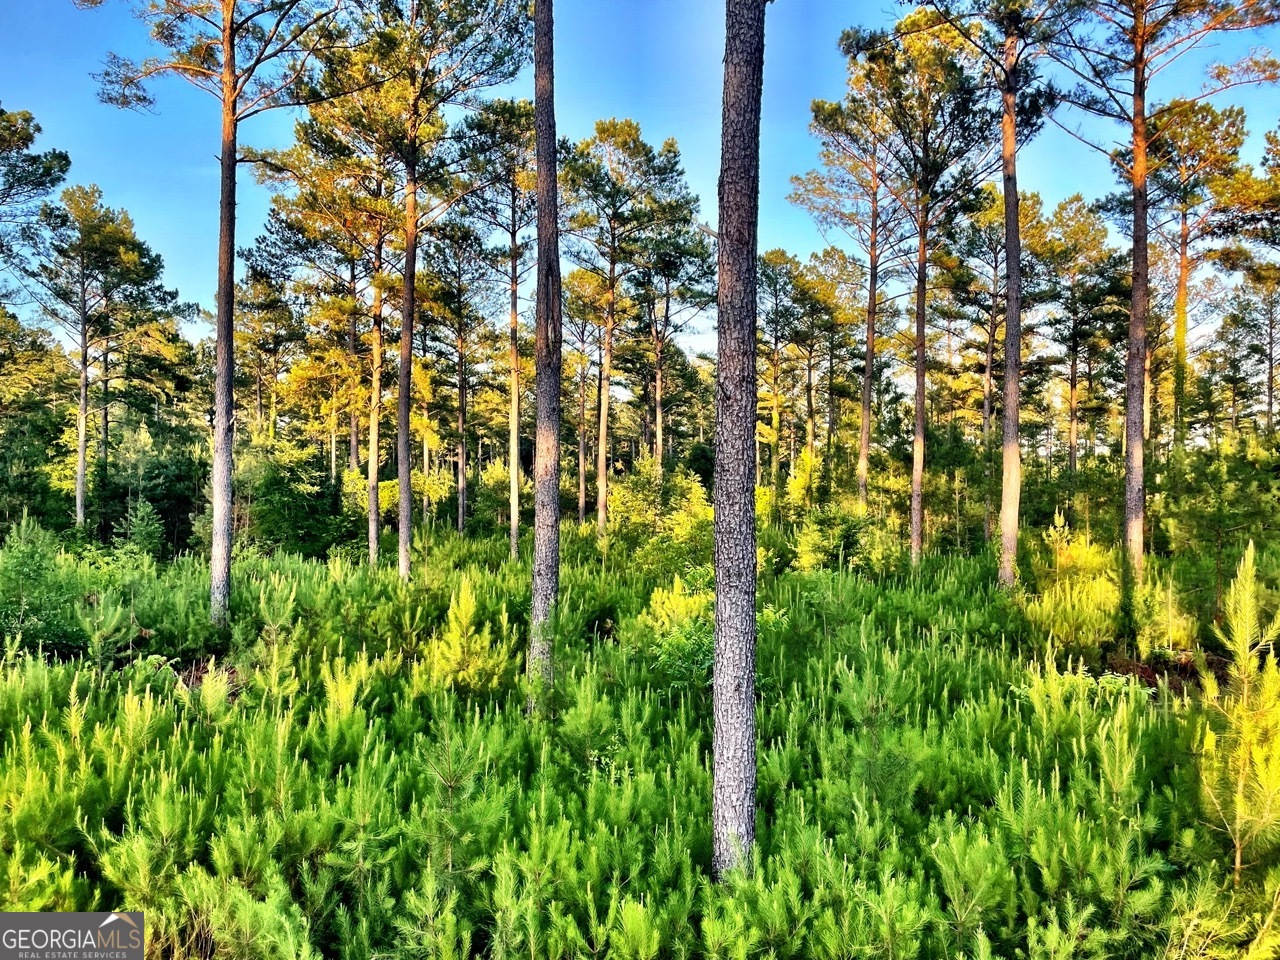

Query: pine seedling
[{"left": 1197, "top": 542, "right": 1280, "bottom": 887}]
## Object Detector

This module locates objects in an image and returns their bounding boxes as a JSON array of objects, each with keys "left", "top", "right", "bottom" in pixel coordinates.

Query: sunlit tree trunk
[
  {"left": 76, "top": 305, "right": 89, "bottom": 529},
  {"left": 1173, "top": 211, "right": 1190, "bottom": 448},
  {"left": 368, "top": 248, "right": 384, "bottom": 565},
  {"left": 857, "top": 187, "right": 879, "bottom": 508},
  {"left": 998, "top": 31, "right": 1024, "bottom": 590},
  {"left": 457, "top": 337, "right": 467, "bottom": 534},
  {"left": 1125, "top": 58, "right": 1149, "bottom": 580},
  {"left": 210, "top": 31, "right": 237, "bottom": 625},
  {"left": 528, "top": 0, "right": 562, "bottom": 713},
  {"left": 508, "top": 218, "right": 521, "bottom": 558},
  {"left": 349, "top": 259, "right": 360, "bottom": 472},
  {"left": 596, "top": 266, "right": 615, "bottom": 536},
  {"left": 578, "top": 369, "right": 588, "bottom": 524},
  {"left": 398, "top": 161, "right": 418, "bottom": 580},
  {"left": 712, "top": 0, "right": 765, "bottom": 879},
  {"left": 910, "top": 203, "right": 927, "bottom": 565}
]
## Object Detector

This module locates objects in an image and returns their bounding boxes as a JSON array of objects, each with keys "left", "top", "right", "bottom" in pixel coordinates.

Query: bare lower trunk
[
  {"left": 509, "top": 227, "right": 521, "bottom": 559},
  {"left": 655, "top": 347, "right": 665, "bottom": 472},
  {"left": 398, "top": 165, "right": 419, "bottom": 580},
  {"left": 982, "top": 284, "right": 996, "bottom": 542},
  {"left": 1124, "top": 63, "right": 1149, "bottom": 581},
  {"left": 349, "top": 260, "right": 360, "bottom": 472},
  {"left": 529, "top": 0, "right": 562, "bottom": 713},
  {"left": 910, "top": 209, "right": 927, "bottom": 565},
  {"left": 858, "top": 205, "right": 878, "bottom": 508},
  {"left": 596, "top": 301, "right": 613, "bottom": 536},
  {"left": 1173, "top": 213, "right": 1189, "bottom": 449},
  {"left": 1068, "top": 345, "right": 1079, "bottom": 474},
  {"left": 998, "top": 35, "right": 1023, "bottom": 590},
  {"left": 368, "top": 265, "right": 383, "bottom": 564},
  {"left": 457, "top": 344, "right": 467, "bottom": 534},
  {"left": 210, "top": 78, "right": 237, "bottom": 626},
  {"left": 76, "top": 324, "right": 88, "bottom": 528},
  {"left": 712, "top": 0, "right": 764, "bottom": 879},
  {"left": 578, "top": 372, "right": 587, "bottom": 524}
]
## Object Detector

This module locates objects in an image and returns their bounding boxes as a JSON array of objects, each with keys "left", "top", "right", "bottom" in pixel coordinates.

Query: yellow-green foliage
[
  {"left": 1025, "top": 576, "right": 1119, "bottom": 662},
  {"left": 633, "top": 575, "right": 714, "bottom": 689},
  {"left": 1025, "top": 515, "right": 1119, "bottom": 663},
  {"left": 638, "top": 575, "right": 712, "bottom": 638},
  {"left": 425, "top": 576, "right": 513, "bottom": 694},
  {"left": 785, "top": 448, "right": 822, "bottom": 516},
  {"left": 0, "top": 523, "right": 1275, "bottom": 958},
  {"left": 1136, "top": 577, "right": 1198, "bottom": 658},
  {"left": 1198, "top": 543, "right": 1280, "bottom": 889}
]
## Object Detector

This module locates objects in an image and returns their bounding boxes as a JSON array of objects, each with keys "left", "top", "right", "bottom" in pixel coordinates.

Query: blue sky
[{"left": 2, "top": 0, "right": 1278, "bottom": 349}]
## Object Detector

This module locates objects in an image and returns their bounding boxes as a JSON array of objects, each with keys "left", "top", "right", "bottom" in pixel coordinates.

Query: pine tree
[{"left": 1198, "top": 542, "right": 1280, "bottom": 888}]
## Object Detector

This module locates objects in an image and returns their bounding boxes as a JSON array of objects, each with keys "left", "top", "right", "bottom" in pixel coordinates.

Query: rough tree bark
[
  {"left": 509, "top": 212, "right": 521, "bottom": 558},
  {"left": 910, "top": 203, "right": 927, "bottom": 565},
  {"left": 998, "top": 32, "right": 1024, "bottom": 589},
  {"left": 348, "top": 259, "right": 360, "bottom": 472},
  {"left": 76, "top": 310, "right": 89, "bottom": 529},
  {"left": 209, "top": 31, "right": 237, "bottom": 626},
  {"left": 368, "top": 244, "right": 384, "bottom": 565},
  {"left": 398, "top": 163, "right": 418, "bottom": 580},
  {"left": 596, "top": 268, "right": 615, "bottom": 536},
  {"left": 457, "top": 338, "right": 467, "bottom": 533},
  {"left": 713, "top": 0, "right": 766, "bottom": 879},
  {"left": 1125, "top": 52, "right": 1149, "bottom": 582},
  {"left": 857, "top": 181, "right": 879, "bottom": 508},
  {"left": 528, "top": 0, "right": 562, "bottom": 713}
]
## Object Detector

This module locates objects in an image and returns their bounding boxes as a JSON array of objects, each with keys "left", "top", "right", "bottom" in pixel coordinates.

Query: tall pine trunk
[
  {"left": 509, "top": 220, "right": 521, "bottom": 558},
  {"left": 398, "top": 163, "right": 418, "bottom": 580},
  {"left": 998, "top": 33, "right": 1024, "bottom": 589},
  {"left": 368, "top": 250, "right": 384, "bottom": 565},
  {"left": 857, "top": 188, "right": 879, "bottom": 508},
  {"left": 210, "top": 47, "right": 237, "bottom": 627},
  {"left": 578, "top": 371, "right": 588, "bottom": 524},
  {"left": 596, "top": 274, "right": 615, "bottom": 536},
  {"left": 76, "top": 314, "right": 88, "bottom": 528},
  {"left": 349, "top": 260, "right": 360, "bottom": 472},
  {"left": 1173, "top": 211, "right": 1190, "bottom": 448},
  {"left": 457, "top": 341, "right": 467, "bottom": 534},
  {"left": 712, "top": 0, "right": 765, "bottom": 879},
  {"left": 910, "top": 203, "right": 927, "bottom": 565},
  {"left": 529, "top": 0, "right": 562, "bottom": 713},
  {"left": 1125, "top": 55, "right": 1149, "bottom": 581}
]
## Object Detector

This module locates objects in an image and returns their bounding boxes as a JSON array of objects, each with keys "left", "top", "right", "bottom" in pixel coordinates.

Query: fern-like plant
[{"left": 1197, "top": 542, "right": 1280, "bottom": 887}]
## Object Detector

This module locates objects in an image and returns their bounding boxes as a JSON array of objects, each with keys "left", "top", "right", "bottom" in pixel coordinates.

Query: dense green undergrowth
[{"left": 0, "top": 517, "right": 1278, "bottom": 959}]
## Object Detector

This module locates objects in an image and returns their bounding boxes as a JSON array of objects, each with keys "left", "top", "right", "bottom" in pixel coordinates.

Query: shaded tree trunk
[{"left": 712, "top": 0, "right": 765, "bottom": 880}]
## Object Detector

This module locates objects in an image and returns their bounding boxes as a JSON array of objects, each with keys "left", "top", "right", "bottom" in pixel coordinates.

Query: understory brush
[{"left": 0, "top": 518, "right": 1276, "bottom": 958}]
